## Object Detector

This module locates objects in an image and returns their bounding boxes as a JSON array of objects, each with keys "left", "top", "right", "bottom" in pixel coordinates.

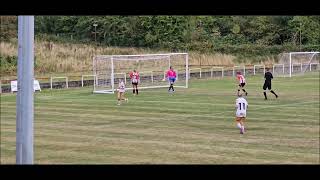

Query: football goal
[
  {"left": 93, "top": 53, "right": 188, "bottom": 94},
  {"left": 276, "top": 52, "right": 319, "bottom": 77}
]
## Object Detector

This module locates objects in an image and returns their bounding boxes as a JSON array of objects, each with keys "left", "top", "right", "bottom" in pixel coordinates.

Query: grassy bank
[{"left": 1, "top": 39, "right": 278, "bottom": 78}]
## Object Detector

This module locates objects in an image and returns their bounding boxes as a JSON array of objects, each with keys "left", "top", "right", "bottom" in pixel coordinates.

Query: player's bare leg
[
  {"left": 236, "top": 122, "right": 242, "bottom": 130},
  {"left": 236, "top": 118, "right": 244, "bottom": 134},
  {"left": 240, "top": 120, "right": 245, "bottom": 133},
  {"left": 120, "top": 93, "right": 128, "bottom": 103},
  {"left": 117, "top": 92, "right": 121, "bottom": 105}
]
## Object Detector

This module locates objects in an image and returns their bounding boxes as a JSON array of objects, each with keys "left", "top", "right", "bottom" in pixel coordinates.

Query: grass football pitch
[{"left": 1, "top": 72, "right": 319, "bottom": 164}]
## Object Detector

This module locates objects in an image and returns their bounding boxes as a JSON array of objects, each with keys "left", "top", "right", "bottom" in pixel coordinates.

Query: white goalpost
[
  {"left": 93, "top": 53, "right": 188, "bottom": 94},
  {"left": 277, "top": 52, "right": 319, "bottom": 77}
]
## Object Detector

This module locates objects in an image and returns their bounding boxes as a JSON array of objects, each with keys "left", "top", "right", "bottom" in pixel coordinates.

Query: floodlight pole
[
  {"left": 16, "top": 16, "right": 34, "bottom": 164},
  {"left": 299, "top": 23, "right": 302, "bottom": 51},
  {"left": 93, "top": 23, "right": 98, "bottom": 43}
]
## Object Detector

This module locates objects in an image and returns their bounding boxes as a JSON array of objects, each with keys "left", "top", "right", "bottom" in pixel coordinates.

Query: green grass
[{"left": 1, "top": 72, "right": 319, "bottom": 164}]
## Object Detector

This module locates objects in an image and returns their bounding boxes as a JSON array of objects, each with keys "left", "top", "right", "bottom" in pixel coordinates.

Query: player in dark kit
[{"left": 263, "top": 68, "right": 278, "bottom": 100}]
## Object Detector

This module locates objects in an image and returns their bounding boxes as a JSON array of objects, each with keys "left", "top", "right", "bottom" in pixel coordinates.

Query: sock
[
  {"left": 172, "top": 86, "right": 174, "bottom": 91},
  {"left": 263, "top": 92, "right": 267, "bottom": 99},
  {"left": 169, "top": 85, "right": 172, "bottom": 91},
  {"left": 133, "top": 89, "right": 135, "bottom": 94},
  {"left": 136, "top": 89, "right": 138, "bottom": 95},
  {"left": 242, "top": 89, "right": 246, "bottom": 92},
  {"left": 237, "top": 123, "right": 242, "bottom": 129},
  {"left": 270, "top": 90, "right": 278, "bottom": 97}
]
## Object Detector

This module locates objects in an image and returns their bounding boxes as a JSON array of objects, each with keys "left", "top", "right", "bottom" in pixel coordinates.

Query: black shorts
[
  {"left": 263, "top": 82, "right": 271, "bottom": 90},
  {"left": 132, "top": 82, "right": 138, "bottom": 86},
  {"left": 239, "top": 83, "right": 246, "bottom": 87}
]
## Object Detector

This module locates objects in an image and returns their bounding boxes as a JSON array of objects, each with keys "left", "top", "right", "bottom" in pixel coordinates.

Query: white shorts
[{"left": 118, "top": 89, "right": 125, "bottom": 93}]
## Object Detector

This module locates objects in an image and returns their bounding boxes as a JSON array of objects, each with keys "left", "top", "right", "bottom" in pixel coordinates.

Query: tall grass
[{"left": 1, "top": 39, "right": 278, "bottom": 78}]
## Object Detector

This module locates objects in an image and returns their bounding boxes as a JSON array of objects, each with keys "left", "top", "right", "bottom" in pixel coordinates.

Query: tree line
[{"left": 1, "top": 16, "right": 320, "bottom": 56}]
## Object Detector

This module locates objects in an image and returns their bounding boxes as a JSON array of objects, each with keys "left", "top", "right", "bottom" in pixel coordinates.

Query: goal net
[
  {"left": 93, "top": 53, "right": 188, "bottom": 94},
  {"left": 275, "top": 52, "right": 319, "bottom": 77}
]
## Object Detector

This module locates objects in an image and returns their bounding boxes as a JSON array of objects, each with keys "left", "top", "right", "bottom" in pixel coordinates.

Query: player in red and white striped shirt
[
  {"left": 129, "top": 69, "right": 140, "bottom": 95},
  {"left": 236, "top": 72, "right": 248, "bottom": 96}
]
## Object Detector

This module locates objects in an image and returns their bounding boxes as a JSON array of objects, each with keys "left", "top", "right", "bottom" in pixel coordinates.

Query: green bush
[{"left": 0, "top": 55, "right": 38, "bottom": 75}]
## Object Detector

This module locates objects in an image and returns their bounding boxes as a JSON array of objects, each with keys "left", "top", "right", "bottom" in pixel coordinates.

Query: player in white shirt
[
  {"left": 117, "top": 79, "right": 128, "bottom": 105},
  {"left": 235, "top": 92, "right": 248, "bottom": 134}
]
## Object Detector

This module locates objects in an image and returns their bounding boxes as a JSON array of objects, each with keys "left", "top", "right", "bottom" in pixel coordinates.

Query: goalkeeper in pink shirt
[{"left": 166, "top": 66, "right": 177, "bottom": 92}]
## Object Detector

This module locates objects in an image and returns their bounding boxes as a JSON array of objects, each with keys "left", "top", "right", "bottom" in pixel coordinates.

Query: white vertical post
[
  {"left": 289, "top": 53, "right": 292, "bottom": 77},
  {"left": 273, "top": 66, "right": 275, "bottom": 74},
  {"left": 253, "top": 66, "right": 256, "bottom": 75},
  {"left": 96, "top": 75, "right": 98, "bottom": 86},
  {"left": 233, "top": 67, "right": 235, "bottom": 77},
  {"left": 263, "top": 66, "right": 266, "bottom": 74},
  {"left": 66, "top": 77, "right": 68, "bottom": 88},
  {"left": 151, "top": 71, "right": 154, "bottom": 83},
  {"left": 222, "top": 68, "right": 224, "bottom": 78},
  {"left": 111, "top": 56, "right": 114, "bottom": 93},
  {"left": 16, "top": 16, "right": 34, "bottom": 164},
  {"left": 81, "top": 76, "right": 84, "bottom": 87},
  {"left": 50, "top": 77, "right": 53, "bottom": 89},
  {"left": 199, "top": 68, "right": 202, "bottom": 78},
  {"left": 93, "top": 75, "right": 96, "bottom": 90},
  {"left": 310, "top": 64, "right": 312, "bottom": 71},
  {"left": 92, "top": 57, "right": 96, "bottom": 91},
  {"left": 300, "top": 63, "right": 302, "bottom": 73},
  {"left": 186, "top": 54, "right": 188, "bottom": 88}
]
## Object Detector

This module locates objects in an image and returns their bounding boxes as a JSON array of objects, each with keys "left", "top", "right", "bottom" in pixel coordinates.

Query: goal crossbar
[{"left": 96, "top": 53, "right": 187, "bottom": 58}]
